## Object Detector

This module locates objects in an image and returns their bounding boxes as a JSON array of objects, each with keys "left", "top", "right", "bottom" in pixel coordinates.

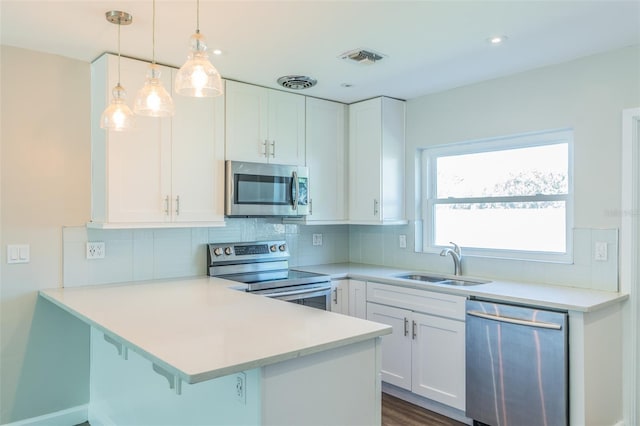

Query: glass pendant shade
[
  {"left": 101, "top": 84, "right": 136, "bottom": 131},
  {"left": 175, "top": 33, "right": 223, "bottom": 97},
  {"left": 134, "top": 64, "right": 175, "bottom": 117}
]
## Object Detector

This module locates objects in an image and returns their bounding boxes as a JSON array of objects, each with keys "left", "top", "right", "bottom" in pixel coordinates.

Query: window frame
[{"left": 421, "top": 129, "right": 574, "bottom": 263}]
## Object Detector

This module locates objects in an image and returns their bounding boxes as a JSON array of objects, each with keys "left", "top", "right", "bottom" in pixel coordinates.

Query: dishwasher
[{"left": 466, "top": 298, "right": 568, "bottom": 426}]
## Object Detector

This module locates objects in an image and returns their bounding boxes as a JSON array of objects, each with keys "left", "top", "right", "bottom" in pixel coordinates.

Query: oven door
[
  {"left": 225, "top": 160, "right": 309, "bottom": 217},
  {"left": 253, "top": 283, "right": 331, "bottom": 310}
]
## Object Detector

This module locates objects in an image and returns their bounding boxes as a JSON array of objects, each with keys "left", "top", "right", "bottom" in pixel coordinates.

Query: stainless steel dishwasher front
[{"left": 465, "top": 299, "right": 568, "bottom": 426}]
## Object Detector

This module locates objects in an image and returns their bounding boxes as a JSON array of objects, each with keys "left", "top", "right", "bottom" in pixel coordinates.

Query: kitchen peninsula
[{"left": 39, "top": 276, "right": 391, "bottom": 425}]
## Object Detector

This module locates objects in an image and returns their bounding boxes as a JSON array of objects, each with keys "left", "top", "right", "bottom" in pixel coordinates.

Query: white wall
[
  {"left": 350, "top": 46, "right": 640, "bottom": 289},
  {"left": 0, "top": 46, "right": 91, "bottom": 423}
]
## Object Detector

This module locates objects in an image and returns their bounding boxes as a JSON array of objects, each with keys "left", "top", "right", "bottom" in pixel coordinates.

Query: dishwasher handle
[{"left": 467, "top": 310, "right": 563, "bottom": 330}]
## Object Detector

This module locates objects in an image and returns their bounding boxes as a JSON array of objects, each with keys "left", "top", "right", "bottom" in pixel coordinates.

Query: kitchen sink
[
  {"left": 394, "top": 273, "right": 489, "bottom": 286},
  {"left": 395, "top": 274, "right": 447, "bottom": 283}
]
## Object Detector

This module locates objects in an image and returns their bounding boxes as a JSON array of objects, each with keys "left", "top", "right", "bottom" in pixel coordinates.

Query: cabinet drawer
[{"left": 367, "top": 282, "right": 466, "bottom": 320}]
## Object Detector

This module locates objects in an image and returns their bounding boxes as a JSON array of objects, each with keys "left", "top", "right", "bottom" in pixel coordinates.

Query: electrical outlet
[
  {"left": 312, "top": 234, "right": 323, "bottom": 246},
  {"left": 86, "top": 242, "right": 105, "bottom": 259},
  {"left": 594, "top": 241, "right": 608, "bottom": 261},
  {"left": 399, "top": 235, "right": 407, "bottom": 249},
  {"left": 235, "top": 372, "right": 246, "bottom": 404}
]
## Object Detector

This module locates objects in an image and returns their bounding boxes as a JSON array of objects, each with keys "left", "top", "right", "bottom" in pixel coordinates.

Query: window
[{"left": 422, "top": 129, "right": 573, "bottom": 262}]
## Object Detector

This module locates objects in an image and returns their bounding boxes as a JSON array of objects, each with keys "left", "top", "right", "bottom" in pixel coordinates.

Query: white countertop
[
  {"left": 294, "top": 263, "right": 628, "bottom": 312},
  {"left": 39, "top": 276, "right": 391, "bottom": 384}
]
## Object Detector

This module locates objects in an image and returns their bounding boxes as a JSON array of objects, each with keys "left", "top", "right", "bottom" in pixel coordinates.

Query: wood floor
[
  {"left": 75, "top": 393, "right": 462, "bottom": 426},
  {"left": 382, "top": 393, "right": 465, "bottom": 426}
]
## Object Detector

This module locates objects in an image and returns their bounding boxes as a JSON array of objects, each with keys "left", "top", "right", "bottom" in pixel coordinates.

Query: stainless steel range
[{"left": 207, "top": 240, "right": 331, "bottom": 310}]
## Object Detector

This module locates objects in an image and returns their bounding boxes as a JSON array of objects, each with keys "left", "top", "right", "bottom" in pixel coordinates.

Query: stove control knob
[
  {"left": 224, "top": 247, "right": 232, "bottom": 256},
  {"left": 270, "top": 244, "right": 277, "bottom": 252},
  {"left": 279, "top": 244, "right": 286, "bottom": 252},
  {"left": 213, "top": 247, "right": 223, "bottom": 257}
]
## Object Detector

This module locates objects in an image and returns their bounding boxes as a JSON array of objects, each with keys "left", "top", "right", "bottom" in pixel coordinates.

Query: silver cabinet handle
[
  {"left": 270, "top": 140, "right": 276, "bottom": 158},
  {"left": 373, "top": 199, "right": 379, "bottom": 216},
  {"left": 262, "top": 140, "right": 268, "bottom": 157},
  {"left": 292, "top": 171, "right": 299, "bottom": 211},
  {"left": 412, "top": 320, "right": 417, "bottom": 339},
  {"left": 333, "top": 288, "right": 338, "bottom": 304},
  {"left": 404, "top": 318, "right": 409, "bottom": 337},
  {"left": 175, "top": 195, "right": 180, "bottom": 216},
  {"left": 164, "top": 196, "right": 170, "bottom": 216},
  {"left": 309, "top": 199, "right": 313, "bottom": 215},
  {"left": 467, "top": 310, "right": 562, "bottom": 330}
]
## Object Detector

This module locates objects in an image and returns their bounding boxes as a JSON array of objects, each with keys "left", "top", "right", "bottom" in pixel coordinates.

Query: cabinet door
[
  {"left": 380, "top": 98, "right": 406, "bottom": 221},
  {"left": 330, "top": 280, "right": 349, "bottom": 315},
  {"left": 171, "top": 75, "right": 225, "bottom": 223},
  {"left": 367, "top": 302, "right": 412, "bottom": 390},
  {"left": 105, "top": 56, "right": 172, "bottom": 223},
  {"left": 268, "top": 89, "right": 306, "bottom": 165},
  {"left": 411, "top": 312, "right": 466, "bottom": 410},
  {"left": 349, "top": 99, "right": 382, "bottom": 222},
  {"left": 225, "top": 81, "right": 269, "bottom": 163},
  {"left": 305, "top": 98, "right": 347, "bottom": 221},
  {"left": 348, "top": 279, "right": 367, "bottom": 319}
]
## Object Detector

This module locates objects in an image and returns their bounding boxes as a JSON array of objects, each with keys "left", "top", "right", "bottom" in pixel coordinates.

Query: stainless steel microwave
[{"left": 225, "top": 161, "right": 309, "bottom": 217}]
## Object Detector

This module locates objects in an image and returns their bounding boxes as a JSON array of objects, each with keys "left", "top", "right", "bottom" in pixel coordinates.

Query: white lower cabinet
[
  {"left": 331, "top": 279, "right": 367, "bottom": 319},
  {"left": 331, "top": 280, "right": 349, "bottom": 315},
  {"left": 366, "top": 282, "right": 466, "bottom": 411},
  {"left": 348, "top": 279, "right": 367, "bottom": 319},
  {"left": 366, "top": 303, "right": 412, "bottom": 389}
]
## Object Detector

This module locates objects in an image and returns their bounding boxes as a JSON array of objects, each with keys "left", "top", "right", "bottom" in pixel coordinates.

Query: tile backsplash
[
  {"left": 63, "top": 220, "right": 618, "bottom": 292},
  {"left": 63, "top": 219, "right": 349, "bottom": 287},
  {"left": 348, "top": 222, "right": 619, "bottom": 292}
]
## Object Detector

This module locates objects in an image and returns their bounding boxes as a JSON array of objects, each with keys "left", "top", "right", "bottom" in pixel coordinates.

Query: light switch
[{"left": 7, "top": 244, "right": 29, "bottom": 264}]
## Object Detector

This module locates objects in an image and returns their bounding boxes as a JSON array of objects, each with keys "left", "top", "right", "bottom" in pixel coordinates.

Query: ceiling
[{"left": 1, "top": 1, "right": 639, "bottom": 104}]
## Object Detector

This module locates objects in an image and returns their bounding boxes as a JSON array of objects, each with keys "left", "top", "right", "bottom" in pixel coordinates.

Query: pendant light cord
[
  {"left": 152, "top": 0, "right": 156, "bottom": 64},
  {"left": 117, "top": 20, "right": 122, "bottom": 85},
  {"left": 196, "top": 0, "right": 200, "bottom": 34}
]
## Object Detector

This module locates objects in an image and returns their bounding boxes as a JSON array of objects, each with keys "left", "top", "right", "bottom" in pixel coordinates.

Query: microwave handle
[{"left": 292, "top": 171, "right": 299, "bottom": 211}]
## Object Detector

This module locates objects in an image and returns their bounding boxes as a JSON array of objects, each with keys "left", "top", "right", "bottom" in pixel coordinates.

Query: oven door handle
[{"left": 262, "top": 285, "right": 331, "bottom": 298}]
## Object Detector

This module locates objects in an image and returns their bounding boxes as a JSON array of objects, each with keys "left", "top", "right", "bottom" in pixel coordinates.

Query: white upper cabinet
[
  {"left": 170, "top": 70, "right": 225, "bottom": 224},
  {"left": 348, "top": 97, "right": 406, "bottom": 224},
  {"left": 305, "top": 97, "right": 348, "bottom": 223},
  {"left": 225, "top": 80, "right": 305, "bottom": 165},
  {"left": 90, "top": 54, "right": 225, "bottom": 228}
]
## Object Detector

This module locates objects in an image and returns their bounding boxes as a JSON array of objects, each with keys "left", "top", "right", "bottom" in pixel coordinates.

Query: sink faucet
[{"left": 440, "top": 242, "right": 462, "bottom": 276}]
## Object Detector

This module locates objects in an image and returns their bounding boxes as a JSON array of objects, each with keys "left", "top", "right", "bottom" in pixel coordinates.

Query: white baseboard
[{"left": 1, "top": 405, "right": 88, "bottom": 426}]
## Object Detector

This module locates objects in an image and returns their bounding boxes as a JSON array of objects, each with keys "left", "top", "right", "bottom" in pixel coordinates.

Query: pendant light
[
  {"left": 134, "top": 0, "right": 174, "bottom": 117},
  {"left": 100, "top": 11, "right": 135, "bottom": 131},
  {"left": 174, "top": 0, "right": 223, "bottom": 97}
]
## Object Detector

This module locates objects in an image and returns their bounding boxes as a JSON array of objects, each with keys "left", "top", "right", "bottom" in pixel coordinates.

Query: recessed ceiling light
[
  {"left": 212, "top": 49, "right": 222, "bottom": 55},
  {"left": 487, "top": 35, "right": 508, "bottom": 45}
]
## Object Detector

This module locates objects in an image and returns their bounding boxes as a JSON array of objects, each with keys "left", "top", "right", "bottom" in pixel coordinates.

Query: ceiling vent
[
  {"left": 340, "top": 48, "right": 386, "bottom": 65},
  {"left": 277, "top": 75, "right": 317, "bottom": 90}
]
